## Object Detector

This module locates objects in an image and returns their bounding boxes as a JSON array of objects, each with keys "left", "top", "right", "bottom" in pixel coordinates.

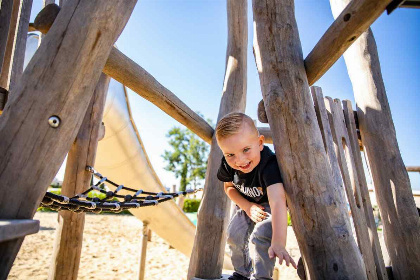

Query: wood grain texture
[
  {"left": 0, "top": 0, "right": 14, "bottom": 74},
  {"left": 0, "top": 219, "right": 39, "bottom": 242},
  {"left": 7, "top": 0, "right": 33, "bottom": 91},
  {"left": 0, "top": 0, "right": 136, "bottom": 277},
  {"left": 325, "top": 97, "right": 377, "bottom": 280},
  {"left": 48, "top": 74, "right": 110, "bottom": 280},
  {"left": 330, "top": 1, "right": 420, "bottom": 278},
  {"left": 306, "top": 0, "right": 392, "bottom": 85},
  {"left": 342, "top": 100, "right": 388, "bottom": 280},
  {"left": 187, "top": 1, "right": 247, "bottom": 279},
  {"left": 252, "top": 1, "right": 366, "bottom": 278},
  {"left": 0, "top": 0, "right": 20, "bottom": 89}
]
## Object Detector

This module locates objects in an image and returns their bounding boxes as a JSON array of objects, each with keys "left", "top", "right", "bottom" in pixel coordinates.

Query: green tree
[{"left": 162, "top": 127, "right": 209, "bottom": 191}]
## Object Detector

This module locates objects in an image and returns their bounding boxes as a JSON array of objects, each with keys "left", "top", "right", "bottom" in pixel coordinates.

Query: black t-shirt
[{"left": 217, "top": 146, "right": 283, "bottom": 203}]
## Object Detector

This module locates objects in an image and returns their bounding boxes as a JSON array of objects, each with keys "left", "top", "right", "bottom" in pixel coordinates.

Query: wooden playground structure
[{"left": 0, "top": 0, "right": 419, "bottom": 280}]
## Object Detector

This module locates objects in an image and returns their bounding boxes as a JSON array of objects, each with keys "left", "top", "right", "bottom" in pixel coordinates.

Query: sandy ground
[{"left": 8, "top": 212, "right": 302, "bottom": 280}]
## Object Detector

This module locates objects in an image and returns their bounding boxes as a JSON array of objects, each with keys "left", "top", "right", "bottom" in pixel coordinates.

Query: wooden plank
[
  {"left": 48, "top": 74, "right": 110, "bottom": 280},
  {"left": 406, "top": 166, "right": 420, "bottom": 172},
  {"left": 325, "top": 97, "right": 377, "bottom": 280},
  {"left": 0, "top": 0, "right": 136, "bottom": 278},
  {"left": 330, "top": 1, "right": 420, "bottom": 278},
  {"left": 252, "top": 0, "right": 366, "bottom": 278},
  {"left": 305, "top": 0, "right": 392, "bottom": 85},
  {"left": 7, "top": 0, "right": 33, "bottom": 91},
  {"left": 0, "top": 0, "right": 20, "bottom": 89},
  {"left": 0, "top": 219, "right": 40, "bottom": 242},
  {"left": 187, "top": 1, "right": 247, "bottom": 279},
  {"left": 0, "top": 0, "right": 14, "bottom": 74},
  {"left": 342, "top": 100, "right": 388, "bottom": 280}
]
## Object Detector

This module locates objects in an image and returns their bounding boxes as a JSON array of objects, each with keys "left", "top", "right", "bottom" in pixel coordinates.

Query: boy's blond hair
[{"left": 215, "top": 112, "right": 258, "bottom": 141}]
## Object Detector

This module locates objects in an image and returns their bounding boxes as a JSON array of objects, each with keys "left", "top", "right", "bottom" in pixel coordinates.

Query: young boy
[{"left": 216, "top": 112, "right": 296, "bottom": 280}]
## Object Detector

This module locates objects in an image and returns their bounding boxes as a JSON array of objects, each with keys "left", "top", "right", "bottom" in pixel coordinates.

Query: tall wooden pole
[
  {"left": 48, "top": 74, "right": 110, "bottom": 280},
  {"left": 330, "top": 1, "right": 420, "bottom": 279},
  {"left": 187, "top": 1, "right": 247, "bottom": 279},
  {"left": 138, "top": 222, "right": 149, "bottom": 280},
  {"left": 0, "top": 0, "right": 136, "bottom": 278},
  {"left": 252, "top": 0, "right": 366, "bottom": 279},
  {"left": 0, "top": 0, "right": 15, "bottom": 74}
]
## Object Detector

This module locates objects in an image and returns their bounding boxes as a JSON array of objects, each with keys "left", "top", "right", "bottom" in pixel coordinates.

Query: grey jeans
[{"left": 227, "top": 202, "right": 275, "bottom": 280}]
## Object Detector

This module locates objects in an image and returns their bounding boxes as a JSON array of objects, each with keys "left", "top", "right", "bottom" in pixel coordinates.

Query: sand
[{"left": 8, "top": 212, "right": 302, "bottom": 280}]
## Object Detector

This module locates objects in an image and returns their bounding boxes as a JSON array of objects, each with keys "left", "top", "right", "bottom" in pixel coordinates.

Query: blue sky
[{"left": 31, "top": 1, "right": 419, "bottom": 190}]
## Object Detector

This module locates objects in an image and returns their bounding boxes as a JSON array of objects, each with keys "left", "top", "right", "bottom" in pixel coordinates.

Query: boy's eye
[
  {"left": 226, "top": 154, "right": 234, "bottom": 158},
  {"left": 243, "top": 148, "right": 250, "bottom": 153}
]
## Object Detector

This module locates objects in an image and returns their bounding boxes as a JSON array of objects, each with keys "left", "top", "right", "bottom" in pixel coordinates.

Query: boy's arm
[
  {"left": 224, "top": 182, "right": 267, "bottom": 223},
  {"left": 267, "top": 182, "right": 297, "bottom": 268}
]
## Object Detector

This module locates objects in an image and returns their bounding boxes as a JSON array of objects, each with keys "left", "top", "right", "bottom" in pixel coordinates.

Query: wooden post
[
  {"left": 0, "top": 0, "right": 136, "bottom": 278},
  {"left": 343, "top": 100, "right": 388, "bottom": 280},
  {"left": 187, "top": 1, "right": 247, "bottom": 279},
  {"left": 0, "top": 0, "right": 15, "bottom": 73},
  {"left": 48, "top": 74, "right": 110, "bottom": 280},
  {"left": 252, "top": 0, "right": 366, "bottom": 279},
  {"left": 330, "top": 1, "right": 420, "bottom": 278},
  {"left": 325, "top": 97, "right": 378, "bottom": 280},
  {"left": 7, "top": 0, "right": 33, "bottom": 91},
  {"left": 0, "top": 0, "right": 20, "bottom": 89},
  {"left": 138, "top": 222, "right": 149, "bottom": 280}
]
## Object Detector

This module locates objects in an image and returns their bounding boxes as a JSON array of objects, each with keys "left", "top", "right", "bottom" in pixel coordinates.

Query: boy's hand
[
  {"left": 245, "top": 203, "right": 267, "bottom": 223},
  {"left": 268, "top": 244, "right": 297, "bottom": 269}
]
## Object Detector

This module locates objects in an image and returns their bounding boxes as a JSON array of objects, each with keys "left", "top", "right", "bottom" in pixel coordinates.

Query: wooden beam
[
  {"left": 305, "top": 0, "right": 392, "bottom": 85},
  {"left": 7, "top": 0, "right": 33, "bottom": 91},
  {"left": 406, "top": 166, "right": 420, "bottom": 172},
  {"left": 33, "top": 3, "right": 214, "bottom": 145},
  {"left": 330, "top": 1, "right": 420, "bottom": 278},
  {"left": 343, "top": 100, "right": 388, "bottom": 280},
  {"left": 48, "top": 74, "right": 110, "bottom": 280},
  {"left": 138, "top": 222, "right": 149, "bottom": 280},
  {"left": 187, "top": 1, "right": 247, "bottom": 279},
  {"left": 0, "top": 0, "right": 20, "bottom": 89},
  {"left": 0, "top": 219, "right": 39, "bottom": 243},
  {"left": 252, "top": 0, "right": 366, "bottom": 278},
  {"left": 0, "top": 0, "right": 136, "bottom": 278},
  {"left": 0, "top": 0, "right": 15, "bottom": 74}
]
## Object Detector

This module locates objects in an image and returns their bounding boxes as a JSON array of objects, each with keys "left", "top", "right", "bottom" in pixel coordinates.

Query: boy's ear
[{"left": 259, "top": 134, "right": 265, "bottom": 150}]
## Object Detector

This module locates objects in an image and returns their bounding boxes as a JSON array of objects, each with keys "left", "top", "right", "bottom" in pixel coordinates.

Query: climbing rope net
[{"left": 40, "top": 166, "right": 202, "bottom": 214}]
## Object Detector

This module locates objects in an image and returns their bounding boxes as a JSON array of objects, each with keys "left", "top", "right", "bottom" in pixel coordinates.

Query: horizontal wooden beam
[
  {"left": 0, "top": 219, "right": 39, "bottom": 243},
  {"left": 406, "top": 166, "right": 420, "bottom": 172},
  {"left": 33, "top": 3, "right": 214, "bottom": 144},
  {"left": 305, "top": 0, "right": 392, "bottom": 85}
]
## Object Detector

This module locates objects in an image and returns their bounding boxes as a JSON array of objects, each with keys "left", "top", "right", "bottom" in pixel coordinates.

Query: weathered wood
[
  {"left": 0, "top": 219, "right": 39, "bottom": 242},
  {"left": 343, "top": 100, "right": 388, "bottom": 280},
  {"left": 252, "top": 0, "right": 366, "bottom": 279},
  {"left": 406, "top": 166, "right": 420, "bottom": 172},
  {"left": 0, "top": 0, "right": 20, "bottom": 89},
  {"left": 7, "top": 0, "right": 33, "bottom": 91},
  {"left": 0, "top": 1, "right": 136, "bottom": 278},
  {"left": 0, "top": 0, "right": 14, "bottom": 74},
  {"left": 325, "top": 97, "right": 378, "bottom": 280},
  {"left": 31, "top": 3, "right": 214, "bottom": 145},
  {"left": 138, "top": 222, "right": 149, "bottom": 280},
  {"left": 330, "top": 1, "right": 420, "bottom": 278},
  {"left": 48, "top": 74, "right": 110, "bottom": 280},
  {"left": 188, "top": 1, "right": 247, "bottom": 279},
  {"left": 305, "top": 0, "right": 392, "bottom": 85}
]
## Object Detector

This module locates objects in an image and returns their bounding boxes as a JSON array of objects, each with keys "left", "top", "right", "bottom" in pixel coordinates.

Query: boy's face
[{"left": 217, "top": 122, "right": 264, "bottom": 173}]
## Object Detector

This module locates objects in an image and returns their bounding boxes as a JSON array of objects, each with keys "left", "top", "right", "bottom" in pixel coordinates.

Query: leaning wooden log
[
  {"left": 48, "top": 74, "right": 110, "bottom": 280},
  {"left": 253, "top": 0, "right": 366, "bottom": 279},
  {"left": 406, "top": 166, "right": 420, "bottom": 172},
  {"left": 187, "top": 1, "right": 247, "bottom": 279},
  {"left": 342, "top": 100, "right": 388, "bottom": 280},
  {"left": 7, "top": 0, "right": 33, "bottom": 91},
  {"left": 0, "top": 0, "right": 136, "bottom": 278},
  {"left": 306, "top": 0, "right": 392, "bottom": 85},
  {"left": 330, "top": 1, "right": 420, "bottom": 278}
]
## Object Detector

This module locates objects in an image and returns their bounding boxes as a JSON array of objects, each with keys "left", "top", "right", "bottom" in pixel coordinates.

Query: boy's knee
[
  {"left": 227, "top": 228, "right": 247, "bottom": 247},
  {"left": 251, "top": 221, "right": 272, "bottom": 245}
]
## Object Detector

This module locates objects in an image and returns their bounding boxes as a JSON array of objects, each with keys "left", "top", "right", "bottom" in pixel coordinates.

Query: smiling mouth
[{"left": 238, "top": 162, "right": 251, "bottom": 170}]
